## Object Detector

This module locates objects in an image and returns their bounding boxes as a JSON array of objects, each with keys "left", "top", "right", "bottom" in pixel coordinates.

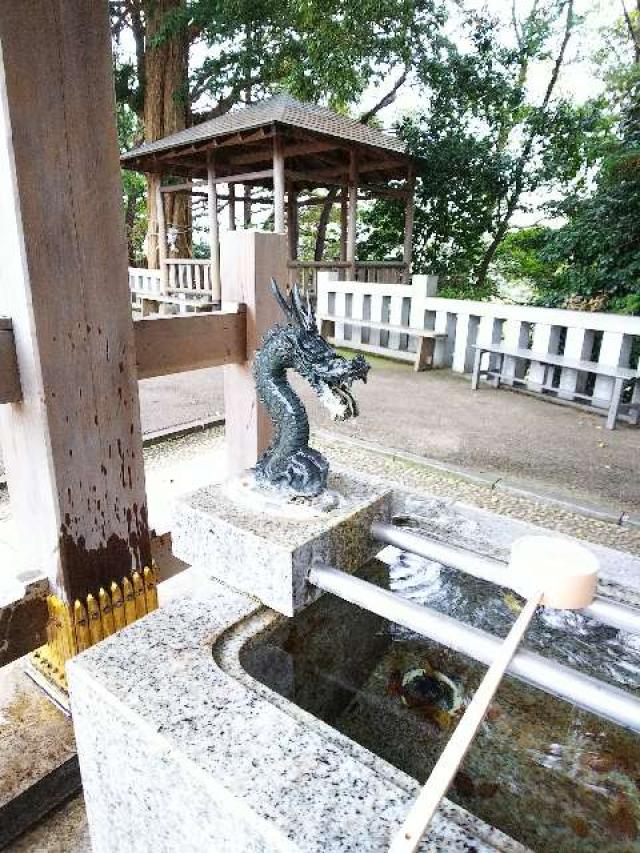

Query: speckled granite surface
[
  {"left": 67, "top": 573, "right": 526, "bottom": 853},
  {"left": 172, "top": 471, "right": 391, "bottom": 615}
]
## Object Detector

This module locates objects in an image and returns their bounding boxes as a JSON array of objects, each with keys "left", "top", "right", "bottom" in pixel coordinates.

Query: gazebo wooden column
[
  {"left": 207, "top": 151, "right": 222, "bottom": 306},
  {"left": 287, "top": 182, "right": 299, "bottom": 261},
  {"left": 0, "top": 0, "right": 151, "bottom": 605},
  {"left": 155, "top": 181, "right": 169, "bottom": 294},
  {"left": 347, "top": 151, "right": 359, "bottom": 279},
  {"left": 273, "top": 133, "right": 286, "bottom": 233}
]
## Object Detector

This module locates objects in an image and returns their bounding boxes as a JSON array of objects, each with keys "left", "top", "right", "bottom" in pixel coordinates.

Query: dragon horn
[
  {"left": 270, "top": 278, "right": 293, "bottom": 321},
  {"left": 291, "top": 283, "right": 311, "bottom": 329}
]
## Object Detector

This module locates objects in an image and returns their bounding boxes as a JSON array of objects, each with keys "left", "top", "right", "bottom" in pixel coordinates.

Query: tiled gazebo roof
[{"left": 121, "top": 94, "right": 412, "bottom": 186}]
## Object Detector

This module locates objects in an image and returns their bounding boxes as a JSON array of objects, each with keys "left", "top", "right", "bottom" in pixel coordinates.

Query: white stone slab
[{"left": 67, "top": 574, "right": 526, "bottom": 853}]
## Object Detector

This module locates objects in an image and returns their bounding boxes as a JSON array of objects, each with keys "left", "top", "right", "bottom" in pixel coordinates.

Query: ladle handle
[{"left": 390, "top": 591, "right": 543, "bottom": 853}]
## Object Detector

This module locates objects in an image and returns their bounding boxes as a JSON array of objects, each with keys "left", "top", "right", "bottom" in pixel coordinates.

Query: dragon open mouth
[{"left": 318, "top": 381, "right": 358, "bottom": 421}]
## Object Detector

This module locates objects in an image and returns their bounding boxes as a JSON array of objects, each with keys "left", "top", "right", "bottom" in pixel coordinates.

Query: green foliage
[
  {"left": 117, "top": 104, "right": 147, "bottom": 265},
  {"left": 535, "top": 99, "right": 640, "bottom": 314},
  {"left": 492, "top": 226, "right": 560, "bottom": 293},
  {"left": 361, "top": 2, "right": 604, "bottom": 299},
  {"left": 169, "top": 0, "right": 445, "bottom": 114}
]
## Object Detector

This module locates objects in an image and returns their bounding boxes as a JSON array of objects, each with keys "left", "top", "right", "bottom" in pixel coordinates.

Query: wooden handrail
[{"left": 134, "top": 305, "right": 246, "bottom": 379}]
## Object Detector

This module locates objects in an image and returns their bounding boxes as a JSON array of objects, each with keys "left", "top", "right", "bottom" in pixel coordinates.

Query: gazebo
[{"left": 122, "top": 94, "right": 417, "bottom": 308}]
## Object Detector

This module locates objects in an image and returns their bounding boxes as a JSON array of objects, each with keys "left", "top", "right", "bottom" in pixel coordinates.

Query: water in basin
[{"left": 241, "top": 551, "right": 640, "bottom": 852}]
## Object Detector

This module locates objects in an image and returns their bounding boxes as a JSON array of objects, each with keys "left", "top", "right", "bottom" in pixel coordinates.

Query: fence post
[
  {"left": 527, "top": 323, "right": 561, "bottom": 392},
  {"left": 452, "top": 314, "right": 479, "bottom": 373},
  {"left": 592, "top": 332, "right": 632, "bottom": 407},
  {"left": 558, "top": 327, "right": 594, "bottom": 400},
  {"left": 220, "top": 230, "right": 287, "bottom": 476}
]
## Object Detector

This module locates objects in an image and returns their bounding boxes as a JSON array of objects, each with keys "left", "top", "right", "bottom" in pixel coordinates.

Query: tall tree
[
  {"left": 532, "top": 1, "right": 640, "bottom": 314},
  {"left": 361, "top": 0, "right": 599, "bottom": 294}
]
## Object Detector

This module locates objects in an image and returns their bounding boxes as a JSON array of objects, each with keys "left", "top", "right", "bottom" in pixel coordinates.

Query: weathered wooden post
[
  {"left": 155, "top": 181, "right": 170, "bottom": 295},
  {"left": 207, "top": 151, "right": 222, "bottom": 306},
  {"left": 0, "top": 0, "right": 153, "bottom": 693},
  {"left": 273, "top": 134, "right": 286, "bottom": 233},
  {"left": 347, "top": 151, "right": 358, "bottom": 279},
  {"left": 221, "top": 231, "right": 287, "bottom": 475}
]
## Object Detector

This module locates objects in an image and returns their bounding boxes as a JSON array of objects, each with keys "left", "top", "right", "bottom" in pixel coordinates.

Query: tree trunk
[
  {"left": 314, "top": 187, "right": 339, "bottom": 261},
  {"left": 144, "top": 0, "right": 190, "bottom": 268}
]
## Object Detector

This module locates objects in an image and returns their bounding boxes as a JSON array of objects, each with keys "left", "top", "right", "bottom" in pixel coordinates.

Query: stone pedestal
[{"left": 172, "top": 471, "right": 391, "bottom": 616}]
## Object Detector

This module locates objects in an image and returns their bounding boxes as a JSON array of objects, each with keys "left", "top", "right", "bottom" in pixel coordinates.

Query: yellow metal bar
[
  {"left": 87, "top": 594, "right": 103, "bottom": 646},
  {"left": 98, "top": 587, "right": 116, "bottom": 637},
  {"left": 132, "top": 571, "right": 147, "bottom": 619},
  {"left": 122, "top": 576, "right": 137, "bottom": 625},
  {"left": 74, "top": 600, "right": 91, "bottom": 652},
  {"left": 111, "top": 581, "right": 126, "bottom": 631},
  {"left": 143, "top": 565, "right": 158, "bottom": 613}
]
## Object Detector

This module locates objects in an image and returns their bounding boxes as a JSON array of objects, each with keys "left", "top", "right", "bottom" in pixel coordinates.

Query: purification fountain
[{"left": 67, "top": 279, "right": 640, "bottom": 853}]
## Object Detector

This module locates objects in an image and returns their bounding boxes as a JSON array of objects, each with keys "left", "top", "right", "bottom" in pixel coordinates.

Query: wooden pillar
[
  {"left": 273, "top": 134, "right": 286, "bottom": 233},
  {"left": 347, "top": 151, "right": 358, "bottom": 279},
  {"left": 155, "top": 180, "right": 169, "bottom": 293},
  {"left": 221, "top": 231, "right": 287, "bottom": 476},
  {"left": 287, "top": 182, "right": 298, "bottom": 261},
  {"left": 207, "top": 151, "right": 222, "bottom": 306},
  {"left": 0, "top": 0, "right": 151, "bottom": 603},
  {"left": 243, "top": 186, "right": 252, "bottom": 228},
  {"left": 228, "top": 183, "right": 236, "bottom": 230},
  {"left": 340, "top": 187, "right": 348, "bottom": 263},
  {"left": 403, "top": 167, "right": 416, "bottom": 284}
]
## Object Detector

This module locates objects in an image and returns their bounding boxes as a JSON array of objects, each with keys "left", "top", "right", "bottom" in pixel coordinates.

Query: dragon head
[{"left": 270, "top": 279, "right": 370, "bottom": 421}]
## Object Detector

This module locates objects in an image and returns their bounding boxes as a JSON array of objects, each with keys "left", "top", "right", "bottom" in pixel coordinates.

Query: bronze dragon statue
[{"left": 252, "top": 279, "right": 370, "bottom": 497}]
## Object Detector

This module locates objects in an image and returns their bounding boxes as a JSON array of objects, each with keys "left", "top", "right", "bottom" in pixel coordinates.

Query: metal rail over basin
[
  {"left": 307, "top": 563, "right": 640, "bottom": 733},
  {"left": 371, "top": 522, "right": 640, "bottom": 636}
]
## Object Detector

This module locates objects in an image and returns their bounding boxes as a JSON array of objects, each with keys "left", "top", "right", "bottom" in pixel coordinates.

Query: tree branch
[
  {"left": 359, "top": 68, "right": 408, "bottom": 124},
  {"left": 621, "top": 0, "right": 640, "bottom": 62}
]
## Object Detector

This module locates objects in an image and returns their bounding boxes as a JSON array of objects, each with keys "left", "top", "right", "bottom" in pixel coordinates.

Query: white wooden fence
[
  {"left": 129, "top": 260, "right": 213, "bottom": 313},
  {"left": 317, "top": 273, "right": 640, "bottom": 412}
]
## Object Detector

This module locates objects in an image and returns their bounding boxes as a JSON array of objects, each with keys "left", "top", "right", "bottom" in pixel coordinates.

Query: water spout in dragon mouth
[{"left": 252, "top": 279, "right": 370, "bottom": 497}]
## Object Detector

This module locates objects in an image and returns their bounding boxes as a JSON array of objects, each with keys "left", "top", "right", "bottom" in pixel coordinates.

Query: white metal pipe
[
  {"left": 307, "top": 564, "right": 640, "bottom": 733},
  {"left": 371, "top": 522, "right": 640, "bottom": 636}
]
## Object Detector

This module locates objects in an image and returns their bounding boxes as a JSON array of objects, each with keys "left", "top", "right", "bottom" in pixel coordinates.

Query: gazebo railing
[
  {"left": 288, "top": 260, "right": 407, "bottom": 295},
  {"left": 166, "top": 258, "right": 212, "bottom": 294}
]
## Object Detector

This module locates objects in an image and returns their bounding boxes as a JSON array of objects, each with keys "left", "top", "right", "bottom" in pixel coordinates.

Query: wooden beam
[
  {"left": 161, "top": 182, "right": 208, "bottom": 196},
  {"left": 0, "top": 319, "right": 21, "bottom": 403},
  {"left": 232, "top": 139, "right": 339, "bottom": 167},
  {"left": 214, "top": 168, "right": 275, "bottom": 185},
  {"left": 207, "top": 151, "right": 222, "bottom": 306},
  {"left": 221, "top": 231, "right": 287, "bottom": 475},
  {"left": 134, "top": 310, "right": 246, "bottom": 379},
  {"left": 273, "top": 134, "right": 285, "bottom": 233},
  {"left": 347, "top": 151, "right": 358, "bottom": 278},
  {"left": 0, "top": 0, "right": 151, "bottom": 602}
]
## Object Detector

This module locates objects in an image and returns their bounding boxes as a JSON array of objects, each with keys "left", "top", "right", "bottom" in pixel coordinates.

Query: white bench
[
  {"left": 318, "top": 314, "right": 447, "bottom": 372},
  {"left": 471, "top": 343, "right": 640, "bottom": 430}
]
